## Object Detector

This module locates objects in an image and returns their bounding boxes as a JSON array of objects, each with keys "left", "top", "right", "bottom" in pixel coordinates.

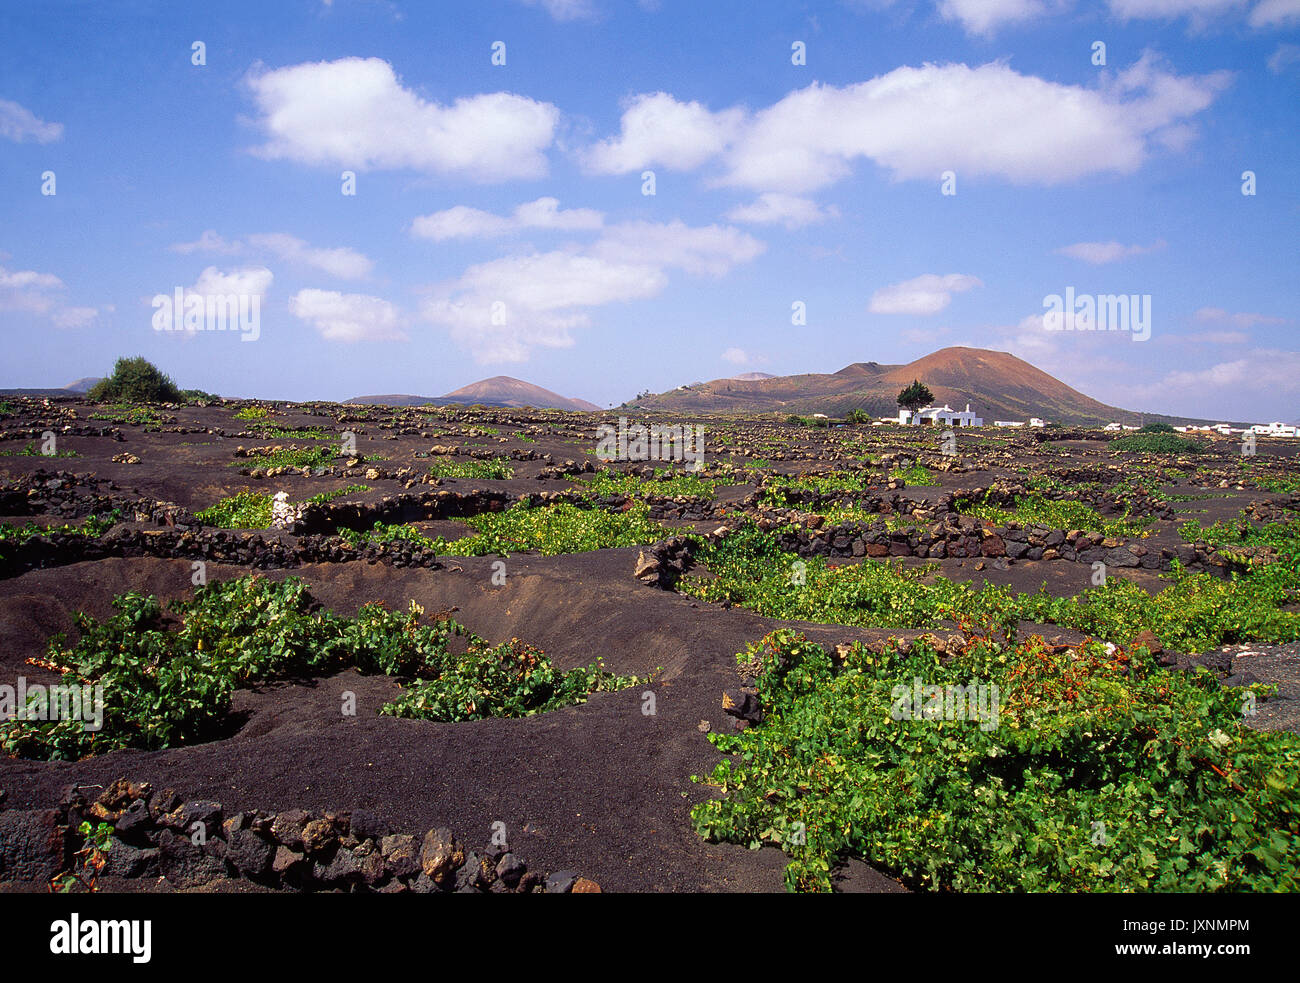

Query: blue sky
[{"left": 1, "top": 0, "right": 1297, "bottom": 420}]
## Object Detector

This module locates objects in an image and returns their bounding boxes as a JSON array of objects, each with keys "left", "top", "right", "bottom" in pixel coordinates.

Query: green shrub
[
  {"left": 680, "top": 522, "right": 1300, "bottom": 654},
  {"left": 427, "top": 457, "right": 514, "bottom": 480},
  {"left": 88, "top": 357, "right": 181, "bottom": 403},
  {"left": 1112, "top": 433, "right": 1205, "bottom": 455},
  {"left": 693, "top": 630, "right": 1299, "bottom": 892},
  {"left": 0, "top": 576, "right": 644, "bottom": 759},
  {"left": 196, "top": 490, "right": 273, "bottom": 528},
  {"left": 229, "top": 446, "right": 335, "bottom": 470}
]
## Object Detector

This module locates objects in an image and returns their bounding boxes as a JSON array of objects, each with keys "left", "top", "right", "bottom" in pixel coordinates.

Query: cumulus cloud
[
  {"left": 725, "top": 193, "right": 839, "bottom": 230},
  {"left": 938, "top": 0, "right": 1050, "bottom": 36},
  {"left": 0, "top": 263, "right": 99, "bottom": 327},
  {"left": 1156, "top": 349, "right": 1300, "bottom": 402},
  {"left": 0, "top": 99, "right": 63, "bottom": 143},
  {"left": 1109, "top": 0, "right": 1300, "bottom": 29},
  {"left": 869, "top": 273, "right": 982, "bottom": 315},
  {"left": 1250, "top": 0, "right": 1300, "bottom": 26},
  {"left": 581, "top": 56, "right": 1229, "bottom": 192},
  {"left": 51, "top": 307, "right": 99, "bottom": 329},
  {"left": 410, "top": 197, "right": 604, "bottom": 241},
  {"left": 246, "top": 233, "right": 372, "bottom": 279},
  {"left": 1194, "top": 306, "right": 1288, "bottom": 329},
  {"left": 590, "top": 220, "right": 765, "bottom": 276},
  {"left": 581, "top": 92, "right": 745, "bottom": 174},
  {"left": 0, "top": 266, "right": 63, "bottom": 293},
  {"left": 421, "top": 220, "right": 764, "bottom": 362},
  {"left": 515, "top": 0, "right": 598, "bottom": 20},
  {"left": 1267, "top": 43, "right": 1300, "bottom": 72},
  {"left": 1055, "top": 239, "right": 1166, "bottom": 264},
  {"left": 170, "top": 230, "right": 243, "bottom": 255},
  {"left": 289, "top": 288, "right": 406, "bottom": 342},
  {"left": 1184, "top": 329, "right": 1249, "bottom": 344},
  {"left": 244, "top": 57, "right": 560, "bottom": 181},
  {"left": 191, "top": 266, "right": 274, "bottom": 300},
  {"left": 722, "top": 347, "right": 750, "bottom": 365},
  {"left": 171, "top": 232, "right": 371, "bottom": 279},
  {"left": 1108, "top": 0, "right": 1246, "bottom": 18}
]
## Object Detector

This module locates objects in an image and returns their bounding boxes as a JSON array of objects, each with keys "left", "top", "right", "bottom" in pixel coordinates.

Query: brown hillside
[{"left": 629, "top": 347, "right": 1161, "bottom": 426}]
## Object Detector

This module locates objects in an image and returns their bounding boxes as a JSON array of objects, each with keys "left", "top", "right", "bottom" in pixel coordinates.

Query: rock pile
[{"left": 0, "top": 779, "right": 596, "bottom": 894}]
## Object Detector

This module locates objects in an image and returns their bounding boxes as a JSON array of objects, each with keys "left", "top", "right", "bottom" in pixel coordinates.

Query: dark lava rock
[
  {"left": 496, "top": 853, "right": 526, "bottom": 889},
  {"left": 102, "top": 842, "right": 161, "bottom": 879},
  {"left": 380, "top": 833, "right": 421, "bottom": 879},
  {"left": 180, "top": 800, "right": 223, "bottom": 841},
  {"left": 0, "top": 809, "right": 66, "bottom": 883},
  {"left": 114, "top": 798, "right": 152, "bottom": 843},
  {"left": 546, "top": 870, "right": 578, "bottom": 894},
  {"left": 270, "top": 809, "right": 310, "bottom": 849},
  {"left": 226, "top": 829, "right": 275, "bottom": 879}
]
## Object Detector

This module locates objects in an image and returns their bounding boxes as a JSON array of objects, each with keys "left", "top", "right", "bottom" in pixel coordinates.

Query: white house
[
  {"left": 900, "top": 403, "right": 983, "bottom": 427},
  {"left": 1029, "top": 418, "right": 1048, "bottom": 428},
  {"left": 994, "top": 420, "right": 1025, "bottom": 428},
  {"left": 1252, "top": 422, "right": 1298, "bottom": 437}
]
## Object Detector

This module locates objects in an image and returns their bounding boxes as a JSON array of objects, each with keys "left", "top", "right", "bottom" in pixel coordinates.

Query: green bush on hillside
[{"left": 88, "top": 357, "right": 182, "bottom": 404}]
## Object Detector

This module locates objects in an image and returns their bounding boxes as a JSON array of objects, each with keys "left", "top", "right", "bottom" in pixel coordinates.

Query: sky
[{"left": 0, "top": 0, "right": 1297, "bottom": 421}]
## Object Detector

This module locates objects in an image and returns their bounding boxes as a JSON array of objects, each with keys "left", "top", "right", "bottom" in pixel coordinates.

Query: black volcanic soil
[{"left": 1, "top": 398, "right": 1297, "bottom": 892}]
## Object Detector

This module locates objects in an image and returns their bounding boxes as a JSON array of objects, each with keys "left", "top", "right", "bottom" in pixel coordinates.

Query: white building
[
  {"left": 1029, "top": 418, "right": 1048, "bottom": 428},
  {"left": 1252, "top": 422, "right": 1298, "bottom": 437},
  {"left": 994, "top": 420, "right": 1024, "bottom": 428},
  {"left": 899, "top": 403, "right": 983, "bottom": 427}
]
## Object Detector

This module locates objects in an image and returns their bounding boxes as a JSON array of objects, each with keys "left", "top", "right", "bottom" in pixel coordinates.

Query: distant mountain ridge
[
  {"left": 629, "top": 347, "right": 1207, "bottom": 426},
  {"left": 0, "top": 377, "right": 104, "bottom": 398},
  {"left": 348, "top": 375, "right": 600, "bottom": 412}
]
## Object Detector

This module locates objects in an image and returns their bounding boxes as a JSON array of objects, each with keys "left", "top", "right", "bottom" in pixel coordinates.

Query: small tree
[
  {"left": 844, "top": 408, "right": 871, "bottom": 425},
  {"left": 88, "top": 357, "right": 182, "bottom": 403},
  {"left": 897, "top": 380, "right": 934, "bottom": 413}
]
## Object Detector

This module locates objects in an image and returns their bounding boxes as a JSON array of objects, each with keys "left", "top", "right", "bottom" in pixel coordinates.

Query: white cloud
[
  {"left": 1250, "top": 0, "right": 1300, "bottom": 26},
  {"left": 191, "top": 266, "right": 274, "bottom": 300},
  {"left": 1055, "top": 239, "right": 1166, "bottom": 264},
  {"left": 246, "top": 233, "right": 372, "bottom": 280},
  {"left": 516, "top": 0, "right": 598, "bottom": 20},
  {"left": 1193, "top": 306, "right": 1288, "bottom": 329},
  {"left": 722, "top": 347, "right": 750, "bottom": 365},
  {"left": 171, "top": 232, "right": 371, "bottom": 279},
  {"left": 1109, "top": 0, "right": 1300, "bottom": 28},
  {"left": 244, "top": 57, "right": 560, "bottom": 181},
  {"left": 421, "top": 220, "right": 764, "bottom": 362},
  {"left": 591, "top": 220, "right": 765, "bottom": 276},
  {"left": 170, "top": 230, "right": 243, "bottom": 255},
  {"left": 0, "top": 266, "right": 63, "bottom": 292},
  {"left": 582, "top": 56, "right": 1229, "bottom": 192},
  {"left": 1267, "top": 43, "right": 1300, "bottom": 72},
  {"left": 1108, "top": 0, "right": 1248, "bottom": 23},
  {"left": 51, "top": 307, "right": 99, "bottom": 329},
  {"left": 410, "top": 197, "right": 604, "bottom": 241},
  {"left": 0, "top": 264, "right": 98, "bottom": 327},
  {"left": 1157, "top": 349, "right": 1300, "bottom": 401},
  {"left": 725, "top": 193, "right": 839, "bottom": 230},
  {"left": 581, "top": 92, "right": 745, "bottom": 174},
  {"left": 289, "top": 289, "right": 406, "bottom": 342},
  {"left": 938, "top": 0, "right": 1049, "bottom": 36},
  {"left": 0, "top": 99, "right": 63, "bottom": 143},
  {"left": 869, "top": 273, "right": 982, "bottom": 315},
  {"left": 1184, "top": 329, "right": 1249, "bottom": 344}
]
